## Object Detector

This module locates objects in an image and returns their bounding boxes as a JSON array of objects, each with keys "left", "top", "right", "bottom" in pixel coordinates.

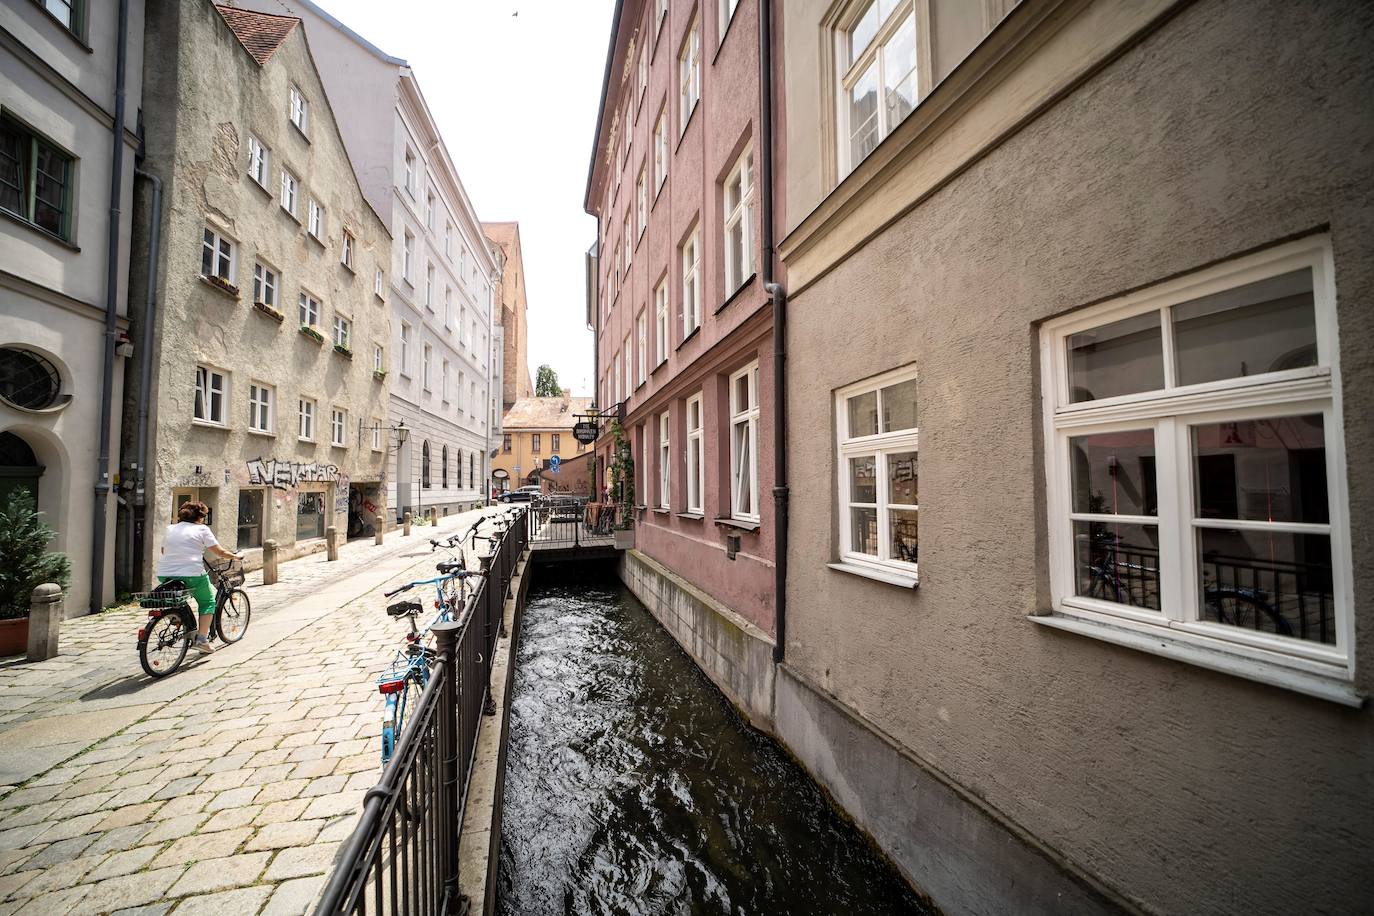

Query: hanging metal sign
[{"left": 573, "top": 421, "right": 599, "bottom": 444}]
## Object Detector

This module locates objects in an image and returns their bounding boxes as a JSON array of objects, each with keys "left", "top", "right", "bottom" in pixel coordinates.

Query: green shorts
[{"left": 159, "top": 574, "right": 215, "bottom": 616}]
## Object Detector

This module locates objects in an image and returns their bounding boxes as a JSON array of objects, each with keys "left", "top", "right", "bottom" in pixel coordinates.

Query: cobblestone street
[{"left": 0, "top": 510, "right": 493, "bottom": 915}]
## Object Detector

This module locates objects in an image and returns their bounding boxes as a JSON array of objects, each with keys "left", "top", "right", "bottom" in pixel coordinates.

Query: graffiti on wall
[{"left": 246, "top": 458, "right": 341, "bottom": 491}]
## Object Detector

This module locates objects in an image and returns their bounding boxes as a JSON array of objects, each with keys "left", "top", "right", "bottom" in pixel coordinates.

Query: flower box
[
  {"left": 0, "top": 617, "right": 27, "bottom": 658},
  {"left": 373, "top": 369, "right": 387, "bottom": 382},
  {"left": 299, "top": 325, "right": 324, "bottom": 344},
  {"left": 333, "top": 344, "right": 353, "bottom": 359},
  {"left": 200, "top": 274, "right": 240, "bottom": 298},
  {"left": 252, "top": 301, "right": 285, "bottom": 322}
]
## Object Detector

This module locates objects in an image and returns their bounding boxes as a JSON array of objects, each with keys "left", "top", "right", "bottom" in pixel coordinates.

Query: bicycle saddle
[
  {"left": 435, "top": 561, "right": 466, "bottom": 574},
  {"left": 387, "top": 601, "right": 423, "bottom": 618}
]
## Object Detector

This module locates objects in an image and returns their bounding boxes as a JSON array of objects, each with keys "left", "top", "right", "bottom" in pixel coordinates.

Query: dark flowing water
[{"left": 497, "top": 574, "right": 929, "bottom": 916}]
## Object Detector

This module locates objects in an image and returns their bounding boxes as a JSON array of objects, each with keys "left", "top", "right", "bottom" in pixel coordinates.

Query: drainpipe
[
  {"left": 760, "top": 0, "right": 788, "bottom": 664},
  {"left": 90, "top": 0, "right": 131, "bottom": 614},
  {"left": 129, "top": 167, "right": 162, "bottom": 592}
]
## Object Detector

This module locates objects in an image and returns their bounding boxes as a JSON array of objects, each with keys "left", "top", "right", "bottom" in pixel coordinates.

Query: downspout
[
  {"left": 760, "top": 0, "right": 788, "bottom": 664},
  {"left": 91, "top": 0, "right": 131, "bottom": 614},
  {"left": 130, "top": 167, "right": 162, "bottom": 593}
]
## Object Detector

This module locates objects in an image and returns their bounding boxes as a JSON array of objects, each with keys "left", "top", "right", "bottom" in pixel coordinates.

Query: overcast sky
[{"left": 300, "top": 0, "right": 615, "bottom": 396}]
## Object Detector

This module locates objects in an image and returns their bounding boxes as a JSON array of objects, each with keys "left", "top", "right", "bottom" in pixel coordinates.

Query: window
[
  {"left": 836, "top": 366, "right": 919, "bottom": 580},
  {"left": 470, "top": 453, "right": 476, "bottom": 489},
  {"left": 297, "top": 492, "right": 325, "bottom": 541},
  {"left": 247, "top": 135, "right": 269, "bottom": 187},
  {"left": 654, "top": 278, "right": 669, "bottom": 364},
  {"left": 503, "top": 434, "right": 512, "bottom": 453},
  {"left": 656, "top": 0, "right": 668, "bottom": 35},
  {"left": 623, "top": 212, "right": 633, "bottom": 272},
  {"left": 330, "top": 408, "right": 346, "bottom": 447},
  {"left": 532, "top": 434, "right": 541, "bottom": 454},
  {"left": 422, "top": 441, "right": 431, "bottom": 488},
  {"left": 341, "top": 230, "right": 355, "bottom": 270},
  {"left": 400, "top": 323, "right": 412, "bottom": 375},
  {"left": 441, "top": 445, "right": 449, "bottom": 488},
  {"left": 422, "top": 345, "right": 432, "bottom": 391},
  {"left": 686, "top": 393, "right": 704, "bottom": 513},
  {"left": 0, "top": 348, "right": 60, "bottom": 410},
  {"left": 658, "top": 411, "right": 671, "bottom": 509},
  {"left": 838, "top": 0, "right": 918, "bottom": 173},
  {"left": 372, "top": 418, "right": 383, "bottom": 451},
  {"left": 373, "top": 344, "right": 384, "bottom": 373},
  {"left": 637, "top": 310, "right": 648, "bottom": 385},
  {"left": 289, "top": 85, "right": 309, "bottom": 133},
  {"left": 681, "top": 228, "right": 701, "bottom": 336},
  {"left": 307, "top": 198, "right": 324, "bottom": 238},
  {"left": 237, "top": 489, "right": 264, "bottom": 550},
  {"left": 1040, "top": 237, "right": 1353, "bottom": 698},
  {"left": 723, "top": 148, "right": 755, "bottom": 293},
  {"left": 636, "top": 167, "right": 647, "bottom": 239},
  {"left": 201, "top": 227, "right": 235, "bottom": 281},
  {"left": 679, "top": 18, "right": 701, "bottom": 133},
  {"left": 40, "top": 0, "right": 84, "bottom": 34},
  {"left": 426, "top": 190, "right": 436, "bottom": 230},
  {"left": 298, "top": 291, "right": 320, "bottom": 328},
  {"left": 333, "top": 314, "right": 351, "bottom": 349},
  {"left": 637, "top": 44, "right": 648, "bottom": 106},
  {"left": 404, "top": 148, "right": 416, "bottom": 196},
  {"left": 457, "top": 371, "right": 465, "bottom": 410},
  {"left": 444, "top": 287, "right": 453, "bottom": 328},
  {"left": 248, "top": 382, "right": 273, "bottom": 434},
  {"left": 612, "top": 352, "right": 621, "bottom": 405},
  {"left": 253, "top": 263, "right": 278, "bottom": 307},
  {"left": 552, "top": 434, "right": 561, "bottom": 454},
  {"left": 194, "top": 366, "right": 226, "bottom": 425},
  {"left": 623, "top": 334, "right": 633, "bottom": 399},
  {"left": 425, "top": 264, "right": 435, "bottom": 308},
  {"left": 730, "top": 363, "right": 760, "bottom": 520},
  {"left": 375, "top": 268, "right": 386, "bottom": 297},
  {"left": 441, "top": 360, "right": 450, "bottom": 402},
  {"left": 298, "top": 398, "right": 316, "bottom": 441},
  {"left": 653, "top": 105, "right": 669, "bottom": 193},
  {"left": 0, "top": 115, "right": 74, "bottom": 240},
  {"left": 280, "top": 169, "right": 298, "bottom": 218},
  {"left": 445, "top": 222, "right": 453, "bottom": 258},
  {"left": 403, "top": 231, "right": 415, "bottom": 281},
  {"left": 719, "top": 0, "right": 740, "bottom": 37}
]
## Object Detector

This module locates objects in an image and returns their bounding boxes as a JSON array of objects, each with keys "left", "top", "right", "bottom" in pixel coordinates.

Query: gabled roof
[
  {"left": 214, "top": 5, "right": 298, "bottom": 66},
  {"left": 502, "top": 397, "right": 593, "bottom": 430}
]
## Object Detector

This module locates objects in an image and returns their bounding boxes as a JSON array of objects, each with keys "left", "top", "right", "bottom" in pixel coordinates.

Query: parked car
[{"left": 498, "top": 486, "right": 541, "bottom": 504}]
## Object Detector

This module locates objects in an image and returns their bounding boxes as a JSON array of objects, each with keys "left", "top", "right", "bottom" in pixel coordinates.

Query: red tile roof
[{"left": 214, "top": 5, "right": 298, "bottom": 66}]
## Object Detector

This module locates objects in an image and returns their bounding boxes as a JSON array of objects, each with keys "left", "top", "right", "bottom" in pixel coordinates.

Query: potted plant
[
  {"left": 299, "top": 325, "right": 324, "bottom": 344},
  {"left": 333, "top": 344, "right": 353, "bottom": 359},
  {"left": 201, "top": 274, "right": 240, "bottom": 298},
  {"left": 608, "top": 421, "right": 636, "bottom": 550},
  {"left": 373, "top": 369, "right": 387, "bottom": 382},
  {"left": 0, "top": 493, "right": 71, "bottom": 657},
  {"left": 252, "top": 300, "right": 285, "bottom": 322}
]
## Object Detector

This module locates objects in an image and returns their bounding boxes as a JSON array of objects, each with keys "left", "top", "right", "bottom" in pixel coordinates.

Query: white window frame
[
  {"left": 373, "top": 344, "right": 385, "bottom": 374},
  {"left": 330, "top": 407, "right": 347, "bottom": 447},
  {"left": 298, "top": 291, "right": 320, "bottom": 328},
  {"left": 375, "top": 268, "right": 386, "bottom": 298},
  {"left": 193, "top": 365, "right": 227, "bottom": 426},
  {"left": 400, "top": 323, "right": 412, "bottom": 377},
  {"left": 201, "top": 227, "right": 236, "bottom": 281},
  {"left": 247, "top": 135, "right": 269, "bottom": 187},
  {"left": 445, "top": 222, "right": 453, "bottom": 258},
  {"left": 636, "top": 310, "right": 647, "bottom": 385},
  {"left": 681, "top": 227, "right": 701, "bottom": 337},
  {"left": 371, "top": 418, "right": 384, "bottom": 452},
  {"left": 441, "top": 359, "right": 450, "bottom": 403},
  {"left": 341, "top": 230, "right": 355, "bottom": 270},
  {"left": 679, "top": 18, "right": 701, "bottom": 135},
  {"left": 719, "top": 0, "right": 741, "bottom": 40},
  {"left": 333, "top": 314, "right": 351, "bottom": 349},
  {"left": 612, "top": 352, "right": 621, "bottom": 406},
  {"left": 404, "top": 148, "right": 417, "bottom": 197},
  {"left": 425, "top": 264, "right": 435, "bottom": 308},
  {"left": 422, "top": 344, "right": 432, "bottom": 391},
  {"left": 307, "top": 198, "right": 324, "bottom": 238},
  {"left": 658, "top": 410, "right": 671, "bottom": 509},
  {"left": 280, "top": 169, "right": 299, "bottom": 218},
  {"left": 835, "top": 0, "right": 920, "bottom": 177},
  {"left": 623, "top": 212, "right": 633, "bottom": 273},
  {"left": 1037, "top": 235, "right": 1355, "bottom": 704},
  {"left": 403, "top": 231, "right": 415, "bottom": 281},
  {"left": 298, "top": 398, "right": 316, "bottom": 442},
  {"left": 654, "top": 277, "right": 669, "bottom": 365},
  {"left": 729, "top": 362, "right": 760, "bottom": 521},
  {"left": 289, "top": 85, "right": 309, "bottom": 133},
  {"left": 425, "top": 190, "right": 436, "bottom": 230},
  {"left": 253, "top": 262, "right": 278, "bottom": 308},
  {"left": 653, "top": 105, "right": 669, "bottom": 194},
  {"left": 636, "top": 167, "right": 647, "bottom": 240},
  {"left": 248, "top": 381, "right": 273, "bottom": 435},
  {"left": 623, "top": 333, "right": 633, "bottom": 399},
  {"left": 685, "top": 393, "right": 704, "bottom": 514},
  {"left": 835, "top": 365, "right": 920, "bottom": 582},
  {"left": 723, "top": 147, "right": 755, "bottom": 294}
]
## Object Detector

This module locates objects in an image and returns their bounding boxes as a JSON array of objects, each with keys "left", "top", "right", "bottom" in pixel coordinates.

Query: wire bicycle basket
[
  {"left": 206, "top": 557, "right": 246, "bottom": 589},
  {"left": 134, "top": 583, "right": 189, "bottom": 610}
]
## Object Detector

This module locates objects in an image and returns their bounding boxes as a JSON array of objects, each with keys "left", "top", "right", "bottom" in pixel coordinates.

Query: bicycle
[
  {"left": 376, "top": 560, "right": 484, "bottom": 763},
  {"left": 135, "top": 557, "right": 252, "bottom": 678}
]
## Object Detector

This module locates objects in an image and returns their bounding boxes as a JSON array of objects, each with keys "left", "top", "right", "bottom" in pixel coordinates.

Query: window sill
[
  {"left": 676, "top": 511, "right": 705, "bottom": 520},
  {"left": 676, "top": 102, "right": 699, "bottom": 153},
  {"left": 341, "top": 261, "right": 356, "bottom": 275},
  {"left": 1030, "top": 612, "right": 1361, "bottom": 707},
  {"left": 675, "top": 326, "right": 700, "bottom": 351},
  {"left": 280, "top": 207, "right": 302, "bottom": 226},
  {"left": 191, "top": 419, "right": 229, "bottom": 432},
  {"left": 714, "top": 273, "right": 756, "bottom": 315},
  {"left": 307, "top": 232, "right": 325, "bottom": 248},
  {"left": 247, "top": 429, "right": 275, "bottom": 438},
  {"left": 1, "top": 208, "right": 79, "bottom": 251},
  {"left": 290, "top": 122, "right": 311, "bottom": 144},
  {"left": 298, "top": 438, "right": 315, "bottom": 445},
  {"left": 199, "top": 275, "right": 241, "bottom": 299},
  {"left": 652, "top": 358, "right": 668, "bottom": 375},
  {"left": 651, "top": 507, "right": 671, "bottom": 515},
  {"left": 714, "top": 516, "right": 759, "bottom": 532},
  {"left": 32, "top": 5, "right": 92, "bottom": 51},
  {"left": 827, "top": 562, "right": 918, "bottom": 589},
  {"left": 248, "top": 177, "right": 273, "bottom": 201}
]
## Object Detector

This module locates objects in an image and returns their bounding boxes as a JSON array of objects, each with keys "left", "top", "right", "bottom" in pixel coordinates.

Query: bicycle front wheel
[
  {"left": 140, "top": 613, "right": 192, "bottom": 678},
  {"left": 214, "top": 589, "right": 252, "bottom": 644}
]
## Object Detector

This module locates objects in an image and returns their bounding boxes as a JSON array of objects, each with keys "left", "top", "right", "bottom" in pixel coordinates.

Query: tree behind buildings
[{"left": 535, "top": 365, "right": 561, "bottom": 397}]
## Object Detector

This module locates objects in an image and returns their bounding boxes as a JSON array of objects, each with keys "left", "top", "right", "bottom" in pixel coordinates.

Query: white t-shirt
[{"left": 158, "top": 522, "right": 220, "bottom": 577}]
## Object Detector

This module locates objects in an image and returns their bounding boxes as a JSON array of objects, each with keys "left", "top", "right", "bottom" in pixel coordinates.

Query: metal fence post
[{"left": 431, "top": 620, "right": 462, "bottom": 908}]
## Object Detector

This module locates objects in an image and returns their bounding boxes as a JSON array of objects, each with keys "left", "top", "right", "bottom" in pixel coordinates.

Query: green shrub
[{"left": 0, "top": 492, "right": 71, "bottom": 620}]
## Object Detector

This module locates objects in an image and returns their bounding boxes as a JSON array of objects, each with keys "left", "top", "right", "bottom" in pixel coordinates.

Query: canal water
[{"left": 497, "top": 573, "right": 928, "bottom": 916}]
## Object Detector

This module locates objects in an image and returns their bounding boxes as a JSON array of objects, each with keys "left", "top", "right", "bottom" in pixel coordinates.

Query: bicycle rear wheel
[
  {"left": 214, "top": 589, "right": 252, "bottom": 644},
  {"left": 1204, "top": 589, "right": 1291, "bottom": 637},
  {"left": 140, "top": 613, "right": 192, "bottom": 678}
]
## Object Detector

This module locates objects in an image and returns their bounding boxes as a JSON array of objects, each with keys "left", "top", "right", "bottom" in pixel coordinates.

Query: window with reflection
[
  {"left": 1043, "top": 238, "right": 1349, "bottom": 677},
  {"left": 836, "top": 368, "right": 918, "bottom": 574},
  {"left": 838, "top": 0, "right": 918, "bottom": 173}
]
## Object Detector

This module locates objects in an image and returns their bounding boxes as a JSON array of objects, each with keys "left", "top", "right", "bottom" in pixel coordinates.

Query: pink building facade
[{"left": 586, "top": 0, "right": 782, "bottom": 662}]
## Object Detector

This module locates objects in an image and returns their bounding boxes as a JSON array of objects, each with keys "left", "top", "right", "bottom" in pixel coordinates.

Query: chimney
[{"left": 561, "top": 388, "right": 571, "bottom": 399}]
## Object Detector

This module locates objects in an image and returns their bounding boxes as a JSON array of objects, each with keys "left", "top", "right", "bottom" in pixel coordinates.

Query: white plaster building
[
  {"left": 231, "top": 0, "right": 500, "bottom": 520},
  {"left": 0, "top": 0, "right": 145, "bottom": 614}
]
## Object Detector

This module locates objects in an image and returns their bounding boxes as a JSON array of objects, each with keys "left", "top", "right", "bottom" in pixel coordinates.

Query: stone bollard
[
  {"left": 374, "top": 514, "right": 384, "bottom": 546},
  {"left": 262, "top": 539, "right": 279, "bottom": 585},
  {"left": 326, "top": 526, "right": 340, "bottom": 561},
  {"left": 26, "top": 583, "right": 62, "bottom": 661},
  {"left": 403, "top": 512, "right": 412, "bottom": 537}
]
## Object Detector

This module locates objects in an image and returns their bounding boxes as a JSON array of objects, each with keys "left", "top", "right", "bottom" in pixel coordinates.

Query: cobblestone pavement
[{"left": 0, "top": 508, "right": 502, "bottom": 915}]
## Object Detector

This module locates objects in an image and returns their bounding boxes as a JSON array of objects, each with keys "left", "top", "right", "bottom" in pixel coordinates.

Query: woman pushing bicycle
[{"left": 158, "top": 501, "right": 241, "bottom": 655}]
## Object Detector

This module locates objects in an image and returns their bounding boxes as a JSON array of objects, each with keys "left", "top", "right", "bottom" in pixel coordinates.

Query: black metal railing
[
  {"left": 526, "top": 495, "right": 617, "bottom": 549},
  {"left": 316, "top": 508, "right": 528, "bottom": 916}
]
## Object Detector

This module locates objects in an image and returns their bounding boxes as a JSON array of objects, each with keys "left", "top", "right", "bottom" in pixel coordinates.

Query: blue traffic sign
[{"left": 549, "top": 455, "right": 561, "bottom": 473}]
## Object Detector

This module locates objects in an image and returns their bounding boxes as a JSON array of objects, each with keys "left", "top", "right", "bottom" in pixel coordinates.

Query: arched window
[
  {"left": 421, "top": 441, "right": 431, "bottom": 488},
  {"left": 0, "top": 431, "right": 43, "bottom": 508},
  {"left": 0, "top": 348, "right": 63, "bottom": 411},
  {"left": 469, "top": 451, "right": 475, "bottom": 489},
  {"left": 441, "top": 445, "right": 448, "bottom": 488}
]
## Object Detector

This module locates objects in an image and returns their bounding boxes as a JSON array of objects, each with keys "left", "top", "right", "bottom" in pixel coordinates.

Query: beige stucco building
[
  {"left": 130, "top": 1, "right": 391, "bottom": 576},
  {"left": 774, "top": 0, "right": 1374, "bottom": 913},
  {"left": 484, "top": 222, "right": 534, "bottom": 412},
  {"left": 492, "top": 395, "right": 592, "bottom": 495}
]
